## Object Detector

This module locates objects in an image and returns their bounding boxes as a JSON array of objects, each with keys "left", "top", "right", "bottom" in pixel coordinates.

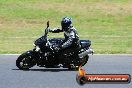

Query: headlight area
[
  {"left": 33, "top": 43, "right": 36, "bottom": 47},
  {"left": 33, "top": 43, "right": 40, "bottom": 51}
]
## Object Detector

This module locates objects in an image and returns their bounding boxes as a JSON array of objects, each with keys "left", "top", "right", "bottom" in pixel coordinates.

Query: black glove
[{"left": 48, "top": 28, "right": 53, "bottom": 32}]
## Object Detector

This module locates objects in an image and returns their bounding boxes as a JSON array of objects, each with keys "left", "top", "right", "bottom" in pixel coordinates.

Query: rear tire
[
  {"left": 69, "top": 55, "right": 89, "bottom": 70},
  {"left": 70, "top": 67, "right": 79, "bottom": 71},
  {"left": 81, "top": 55, "right": 89, "bottom": 66},
  {"left": 68, "top": 65, "right": 79, "bottom": 71},
  {"left": 68, "top": 55, "right": 89, "bottom": 71}
]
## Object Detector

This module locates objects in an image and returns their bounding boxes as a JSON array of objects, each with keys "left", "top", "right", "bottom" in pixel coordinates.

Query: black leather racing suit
[{"left": 51, "top": 26, "right": 80, "bottom": 50}]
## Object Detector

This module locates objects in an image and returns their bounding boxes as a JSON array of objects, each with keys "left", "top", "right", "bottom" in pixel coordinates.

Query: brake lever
[{"left": 47, "top": 21, "right": 49, "bottom": 28}]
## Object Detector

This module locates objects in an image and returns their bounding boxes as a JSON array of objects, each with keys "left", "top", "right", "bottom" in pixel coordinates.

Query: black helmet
[{"left": 61, "top": 16, "right": 72, "bottom": 31}]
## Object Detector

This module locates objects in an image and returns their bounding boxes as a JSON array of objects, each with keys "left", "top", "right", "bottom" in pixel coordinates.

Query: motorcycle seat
[
  {"left": 49, "top": 38, "right": 91, "bottom": 48},
  {"left": 80, "top": 40, "right": 91, "bottom": 48}
]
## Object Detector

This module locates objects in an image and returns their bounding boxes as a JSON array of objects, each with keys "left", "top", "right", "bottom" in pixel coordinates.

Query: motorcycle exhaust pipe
[{"left": 78, "top": 48, "right": 93, "bottom": 58}]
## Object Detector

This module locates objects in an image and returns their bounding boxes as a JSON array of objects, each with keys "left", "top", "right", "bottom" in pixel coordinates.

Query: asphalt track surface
[{"left": 0, "top": 54, "right": 132, "bottom": 88}]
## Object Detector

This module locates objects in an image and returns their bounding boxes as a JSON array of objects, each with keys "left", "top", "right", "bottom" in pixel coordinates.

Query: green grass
[{"left": 0, "top": 0, "right": 132, "bottom": 54}]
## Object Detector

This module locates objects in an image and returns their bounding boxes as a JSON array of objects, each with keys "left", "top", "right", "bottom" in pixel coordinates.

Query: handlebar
[
  {"left": 47, "top": 21, "right": 49, "bottom": 28},
  {"left": 44, "top": 21, "right": 49, "bottom": 36}
]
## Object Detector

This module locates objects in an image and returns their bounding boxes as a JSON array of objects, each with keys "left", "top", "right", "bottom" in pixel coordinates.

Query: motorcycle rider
[{"left": 49, "top": 16, "right": 80, "bottom": 52}]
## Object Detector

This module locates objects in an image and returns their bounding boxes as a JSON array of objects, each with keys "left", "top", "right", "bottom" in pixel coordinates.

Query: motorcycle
[{"left": 16, "top": 21, "right": 94, "bottom": 70}]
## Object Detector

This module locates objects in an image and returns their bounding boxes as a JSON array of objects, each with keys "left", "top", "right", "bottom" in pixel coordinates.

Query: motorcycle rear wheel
[
  {"left": 68, "top": 66, "right": 79, "bottom": 71},
  {"left": 68, "top": 55, "right": 89, "bottom": 70},
  {"left": 80, "top": 55, "right": 89, "bottom": 66}
]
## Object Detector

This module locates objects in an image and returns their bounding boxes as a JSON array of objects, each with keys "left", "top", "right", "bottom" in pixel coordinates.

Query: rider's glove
[
  {"left": 48, "top": 29, "right": 53, "bottom": 32},
  {"left": 49, "top": 28, "right": 61, "bottom": 33},
  {"left": 46, "top": 27, "right": 52, "bottom": 33}
]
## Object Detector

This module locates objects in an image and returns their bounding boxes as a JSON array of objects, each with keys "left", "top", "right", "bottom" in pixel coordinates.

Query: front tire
[{"left": 16, "top": 53, "right": 35, "bottom": 70}]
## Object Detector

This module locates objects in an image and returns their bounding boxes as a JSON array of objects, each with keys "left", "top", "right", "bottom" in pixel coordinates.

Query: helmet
[{"left": 61, "top": 16, "right": 72, "bottom": 31}]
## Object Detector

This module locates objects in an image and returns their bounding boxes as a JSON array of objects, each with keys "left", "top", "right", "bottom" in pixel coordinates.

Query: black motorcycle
[{"left": 16, "top": 21, "right": 94, "bottom": 70}]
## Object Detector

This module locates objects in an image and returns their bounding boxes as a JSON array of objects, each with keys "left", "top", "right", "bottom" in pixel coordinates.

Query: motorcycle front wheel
[{"left": 16, "top": 53, "right": 35, "bottom": 70}]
